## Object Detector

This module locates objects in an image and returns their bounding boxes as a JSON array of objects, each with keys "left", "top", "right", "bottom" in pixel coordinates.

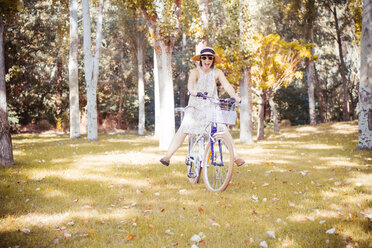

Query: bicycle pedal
[{"left": 187, "top": 172, "right": 196, "bottom": 179}]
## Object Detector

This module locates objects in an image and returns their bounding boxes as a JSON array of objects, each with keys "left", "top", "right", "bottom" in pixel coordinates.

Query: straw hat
[{"left": 191, "top": 47, "right": 222, "bottom": 64}]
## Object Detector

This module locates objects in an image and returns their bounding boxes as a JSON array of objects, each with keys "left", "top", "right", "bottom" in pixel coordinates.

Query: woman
[{"left": 160, "top": 47, "right": 245, "bottom": 167}]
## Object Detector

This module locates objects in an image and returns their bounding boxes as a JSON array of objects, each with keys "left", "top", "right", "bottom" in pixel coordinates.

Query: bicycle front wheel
[{"left": 202, "top": 133, "right": 234, "bottom": 192}]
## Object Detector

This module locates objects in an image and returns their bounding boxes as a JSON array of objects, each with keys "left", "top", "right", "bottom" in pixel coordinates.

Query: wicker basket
[{"left": 208, "top": 101, "right": 237, "bottom": 125}]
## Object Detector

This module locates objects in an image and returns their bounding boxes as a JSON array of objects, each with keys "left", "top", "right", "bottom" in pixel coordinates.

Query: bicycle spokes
[{"left": 203, "top": 134, "right": 233, "bottom": 192}]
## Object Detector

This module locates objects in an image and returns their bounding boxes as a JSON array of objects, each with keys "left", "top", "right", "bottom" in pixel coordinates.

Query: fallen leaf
[
  {"left": 148, "top": 224, "right": 155, "bottom": 229},
  {"left": 266, "top": 230, "right": 275, "bottom": 239},
  {"left": 146, "top": 205, "right": 153, "bottom": 210},
  {"left": 306, "top": 216, "right": 315, "bottom": 222},
  {"left": 125, "top": 234, "right": 136, "bottom": 240},
  {"left": 19, "top": 228, "right": 31, "bottom": 234},
  {"left": 326, "top": 227, "right": 336, "bottom": 234},
  {"left": 87, "top": 229, "right": 94, "bottom": 234},
  {"left": 64, "top": 233, "right": 72, "bottom": 239},
  {"left": 190, "top": 234, "right": 202, "bottom": 243},
  {"left": 198, "top": 207, "right": 204, "bottom": 213},
  {"left": 160, "top": 208, "right": 166, "bottom": 212},
  {"left": 260, "top": 240, "right": 268, "bottom": 248}
]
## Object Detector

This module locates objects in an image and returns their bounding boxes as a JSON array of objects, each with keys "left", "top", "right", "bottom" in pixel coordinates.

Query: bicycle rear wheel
[
  {"left": 203, "top": 133, "right": 234, "bottom": 192},
  {"left": 187, "top": 135, "right": 202, "bottom": 184}
]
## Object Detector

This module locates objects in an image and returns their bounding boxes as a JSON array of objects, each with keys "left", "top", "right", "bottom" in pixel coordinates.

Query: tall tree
[
  {"left": 214, "top": 0, "right": 255, "bottom": 144},
  {"left": 322, "top": 0, "right": 351, "bottom": 121},
  {"left": 250, "top": 34, "right": 313, "bottom": 139},
  {"left": 69, "top": 0, "right": 80, "bottom": 138},
  {"left": 136, "top": 25, "right": 145, "bottom": 136},
  {"left": 140, "top": 0, "right": 182, "bottom": 150},
  {"left": 304, "top": 0, "right": 317, "bottom": 125},
  {"left": 195, "top": 0, "right": 209, "bottom": 52},
  {"left": 358, "top": 0, "right": 372, "bottom": 149},
  {"left": 0, "top": 0, "right": 23, "bottom": 166},
  {"left": 82, "top": 0, "right": 104, "bottom": 141}
]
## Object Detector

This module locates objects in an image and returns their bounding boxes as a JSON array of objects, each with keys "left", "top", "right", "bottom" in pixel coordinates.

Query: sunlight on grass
[{"left": 1, "top": 122, "right": 371, "bottom": 247}]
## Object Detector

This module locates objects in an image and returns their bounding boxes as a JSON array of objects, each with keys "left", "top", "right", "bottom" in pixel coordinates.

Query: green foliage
[
  {"left": 275, "top": 83, "right": 310, "bottom": 125},
  {"left": 250, "top": 33, "right": 313, "bottom": 91},
  {"left": 0, "top": 0, "right": 23, "bottom": 14}
]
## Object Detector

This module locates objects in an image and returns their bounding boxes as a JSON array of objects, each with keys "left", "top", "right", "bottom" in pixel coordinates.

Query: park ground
[{"left": 0, "top": 121, "right": 371, "bottom": 248}]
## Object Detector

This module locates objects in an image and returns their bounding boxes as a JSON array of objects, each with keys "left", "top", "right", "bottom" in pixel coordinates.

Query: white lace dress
[{"left": 179, "top": 66, "right": 225, "bottom": 134}]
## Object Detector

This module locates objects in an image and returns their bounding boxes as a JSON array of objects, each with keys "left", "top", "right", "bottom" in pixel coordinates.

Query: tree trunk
[
  {"left": 195, "top": 0, "right": 209, "bottom": 52},
  {"left": 306, "top": 25, "right": 316, "bottom": 126},
  {"left": 257, "top": 90, "right": 266, "bottom": 140},
  {"left": 155, "top": 40, "right": 175, "bottom": 150},
  {"left": 307, "top": 60, "right": 316, "bottom": 125},
  {"left": 358, "top": 0, "right": 372, "bottom": 149},
  {"left": 153, "top": 48, "right": 160, "bottom": 138},
  {"left": 268, "top": 89, "right": 279, "bottom": 132},
  {"left": 82, "top": 0, "right": 103, "bottom": 141},
  {"left": 240, "top": 67, "right": 253, "bottom": 143},
  {"left": 180, "top": 33, "right": 187, "bottom": 108},
  {"left": 0, "top": 16, "right": 14, "bottom": 166},
  {"left": 69, "top": 0, "right": 80, "bottom": 138},
  {"left": 333, "top": 6, "right": 350, "bottom": 121},
  {"left": 314, "top": 64, "right": 325, "bottom": 123},
  {"left": 137, "top": 32, "right": 145, "bottom": 136}
]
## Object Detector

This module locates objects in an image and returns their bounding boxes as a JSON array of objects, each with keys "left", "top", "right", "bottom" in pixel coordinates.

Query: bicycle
[{"left": 175, "top": 92, "right": 238, "bottom": 192}]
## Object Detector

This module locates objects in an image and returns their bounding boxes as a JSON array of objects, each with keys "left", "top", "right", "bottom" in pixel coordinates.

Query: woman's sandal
[
  {"left": 160, "top": 157, "right": 170, "bottom": 166},
  {"left": 234, "top": 157, "right": 245, "bottom": 167}
]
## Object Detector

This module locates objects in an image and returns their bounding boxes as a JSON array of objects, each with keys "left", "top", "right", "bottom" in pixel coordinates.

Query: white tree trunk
[
  {"left": 358, "top": 0, "right": 372, "bottom": 149},
  {"left": 156, "top": 41, "right": 175, "bottom": 150},
  {"left": 137, "top": 33, "right": 145, "bottom": 136},
  {"left": 257, "top": 91, "right": 265, "bottom": 140},
  {"left": 307, "top": 61, "right": 316, "bottom": 125},
  {"left": 195, "top": 0, "right": 209, "bottom": 52},
  {"left": 268, "top": 91, "right": 280, "bottom": 132},
  {"left": 0, "top": 15, "right": 14, "bottom": 166},
  {"left": 240, "top": 67, "right": 253, "bottom": 143},
  {"left": 69, "top": 0, "right": 80, "bottom": 138},
  {"left": 82, "top": 0, "right": 103, "bottom": 141},
  {"left": 153, "top": 48, "right": 160, "bottom": 138}
]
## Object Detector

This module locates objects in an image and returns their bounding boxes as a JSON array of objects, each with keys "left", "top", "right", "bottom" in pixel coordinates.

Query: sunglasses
[{"left": 201, "top": 55, "right": 214, "bottom": 61}]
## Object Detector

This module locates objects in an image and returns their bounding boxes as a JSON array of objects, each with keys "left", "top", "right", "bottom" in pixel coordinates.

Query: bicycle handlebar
[{"left": 190, "top": 91, "right": 240, "bottom": 104}]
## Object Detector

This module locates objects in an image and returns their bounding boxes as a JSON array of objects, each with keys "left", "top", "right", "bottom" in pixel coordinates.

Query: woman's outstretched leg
[{"left": 160, "top": 129, "right": 187, "bottom": 166}]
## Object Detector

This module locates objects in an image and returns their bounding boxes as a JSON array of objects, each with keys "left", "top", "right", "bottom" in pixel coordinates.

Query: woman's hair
[{"left": 199, "top": 58, "right": 215, "bottom": 68}]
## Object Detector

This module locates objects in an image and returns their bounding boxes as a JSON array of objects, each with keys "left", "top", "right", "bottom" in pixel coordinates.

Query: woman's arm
[
  {"left": 216, "top": 69, "right": 241, "bottom": 102},
  {"left": 187, "top": 68, "right": 199, "bottom": 96}
]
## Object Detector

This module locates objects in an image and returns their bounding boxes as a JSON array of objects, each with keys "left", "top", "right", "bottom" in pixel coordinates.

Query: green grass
[{"left": 1, "top": 121, "right": 371, "bottom": 248}]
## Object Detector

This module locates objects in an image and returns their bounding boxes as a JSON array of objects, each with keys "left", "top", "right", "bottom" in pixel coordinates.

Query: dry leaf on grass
[
  {"left": 19, "top": 228, "right": 31, "bottom": 234},
  {"left": 326, "top": 227, "right": 336, "bottom": 234},
  {"left": 260, "top": 240, "right": 268, "bottom": 248},
  {"left": 266, "top": 230, "right": 275, "bottom": 239},
  {"left": 125, "top": 234, "right": 136, "bottom": 240}
]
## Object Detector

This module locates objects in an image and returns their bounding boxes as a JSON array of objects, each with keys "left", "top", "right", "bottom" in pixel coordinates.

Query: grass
[{"left": 0, "top": 121, "right": 371, "bottom": 248}]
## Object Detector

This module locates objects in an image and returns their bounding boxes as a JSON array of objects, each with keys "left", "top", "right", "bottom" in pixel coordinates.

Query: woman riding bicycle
[{"left": 160, "top": 47, "right": 245, "bottom": 167}]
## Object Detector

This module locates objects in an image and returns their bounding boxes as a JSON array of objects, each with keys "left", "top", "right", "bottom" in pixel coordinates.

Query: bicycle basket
[{"left": 208, "top": 100, "right": 237, "bottom": 125}]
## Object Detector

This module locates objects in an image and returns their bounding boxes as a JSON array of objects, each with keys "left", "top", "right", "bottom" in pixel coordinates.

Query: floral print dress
[{"left": 179, "top": 66, "right": 224, "bottom": 134}]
